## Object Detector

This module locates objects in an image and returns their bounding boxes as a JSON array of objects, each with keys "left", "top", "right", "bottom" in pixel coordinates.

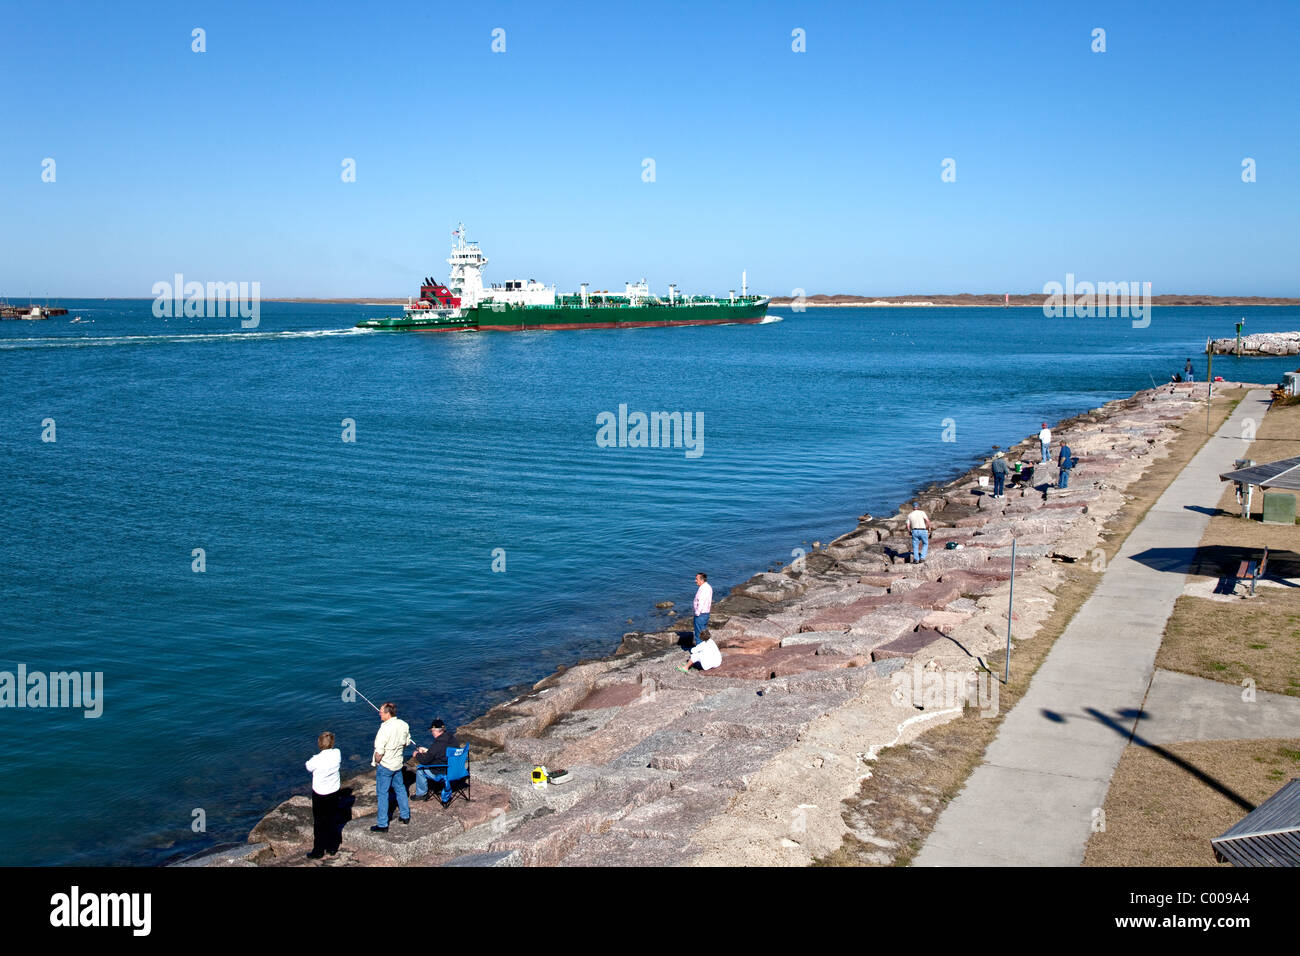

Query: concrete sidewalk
[
  {"left": 914, "top": 389, "right": 1276, "bottom": 866},
  {"left": 1139, "top": 668, "right": 1300, "bottom": 744}
]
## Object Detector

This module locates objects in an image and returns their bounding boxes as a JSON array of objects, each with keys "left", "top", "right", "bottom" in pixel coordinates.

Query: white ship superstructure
[{"left": 446, "top": 223, "right": 557, "bottom": 309}]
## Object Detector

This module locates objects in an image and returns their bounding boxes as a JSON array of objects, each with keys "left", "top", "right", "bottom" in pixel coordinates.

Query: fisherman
[
  {"left": 907, "top": 502, "right": 932, "bottom": 564},
  {"left": 413, "top": 719, "right": 458, "bottom": 804},
  {"left": 692, "top": 572, "right": 712, "bottom": 646},
  {"left": 1057, "top": 440, "right": 1074, "bottom": 489},
  {"left": 1184, "top": 358, "right": 1195, "bottom": 382},
  {"left": 1039, "top": 422, "right": 1052, "bottom": 463},
  {"left": 990, "top": 451, "right": 1008, "bottom": 499},
  {"left": 370, "top": 702, "right": 412, "bottom": 832}
]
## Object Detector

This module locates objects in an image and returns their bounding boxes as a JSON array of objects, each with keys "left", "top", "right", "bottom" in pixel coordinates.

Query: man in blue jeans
[
  {"left": 1057, "top": 441, "right": 1074, "bottom": 489},
  {"left": 693, "top": 572, "right": 712, "bottom": 646},
  {"left": 907, "top": 503, "right": 932, "bottom": 563},
  {"left": 370, "top": 701, "right": 412, "bottom": 832},
  {"left": 414, "top": 719, "right": 457, "bottom": 804},
  {"left": 991, "top": 451, "right": 1008, "bottom": 498}
]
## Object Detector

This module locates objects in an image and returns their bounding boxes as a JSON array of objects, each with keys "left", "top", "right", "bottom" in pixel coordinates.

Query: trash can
[{"left": 1262, "top": 492, "right": 1296, "bottom": 525}]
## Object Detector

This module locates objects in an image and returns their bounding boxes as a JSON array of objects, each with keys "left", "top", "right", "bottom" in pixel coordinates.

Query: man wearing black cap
[{"left": 413, "top": 719, "right": 458, "bottom": 803}]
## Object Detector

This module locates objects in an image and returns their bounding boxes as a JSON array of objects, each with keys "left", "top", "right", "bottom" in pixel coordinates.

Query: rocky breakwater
[
  {"left": 213, "top": 382, "right": 1229, "bottom": 868},
  {"left": 1209, "top": 331, "right": 1300, "bottom": 356}
]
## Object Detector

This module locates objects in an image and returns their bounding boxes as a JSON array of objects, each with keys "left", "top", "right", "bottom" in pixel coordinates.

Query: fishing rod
[
  {"left": 350, "top": 682, "right": 415, "bottom": 767},
  {"left": 351, "top": 683, "right": 383, "bottom": 714}
]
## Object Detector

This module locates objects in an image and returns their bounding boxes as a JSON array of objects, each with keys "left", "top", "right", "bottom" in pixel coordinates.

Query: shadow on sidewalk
[
  {"left": 1128, "top": 544, "right": 1300, "bottom": 582},
  {"left": 1040, "top": 705, "right": 1255, "bottom": 813}
]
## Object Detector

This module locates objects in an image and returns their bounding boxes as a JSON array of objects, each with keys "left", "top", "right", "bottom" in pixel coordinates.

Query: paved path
[
  {"left": 914, "top": 389, "right": 1277, "bottom": 866},
  {"left": 1140, "top": 668, "right": 1300, "bottom": 744}
]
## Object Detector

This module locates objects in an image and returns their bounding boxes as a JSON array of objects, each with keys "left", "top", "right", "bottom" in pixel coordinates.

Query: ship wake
[{"left": 0, "top": 327, "right": 375, "bottom": 351}]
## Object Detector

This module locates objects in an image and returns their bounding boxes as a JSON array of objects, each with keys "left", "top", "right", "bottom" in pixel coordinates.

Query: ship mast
[{"left": 446, "top": 222, "right": 488, "bottom": 308}]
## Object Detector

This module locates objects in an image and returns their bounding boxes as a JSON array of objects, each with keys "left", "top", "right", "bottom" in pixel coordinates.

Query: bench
[{"left": 1236, "top": 546, "right": 1269, "bottom": 596}]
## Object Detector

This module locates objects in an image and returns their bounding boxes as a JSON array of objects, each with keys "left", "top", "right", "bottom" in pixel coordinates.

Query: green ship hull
[
  {"left": 357, "top": 312, "right": 476, "bottom": 331},
  {"left": 357, "top": 300, "right": 768, "bottom": 332}
]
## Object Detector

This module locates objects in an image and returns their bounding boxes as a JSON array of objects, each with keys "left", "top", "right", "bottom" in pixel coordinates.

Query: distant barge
[
  {"left": 1, "top": 304, "right": 68, "bottom": 319},
  {"left": 357, "top": 224, "right": 768, "bottom": 332}
]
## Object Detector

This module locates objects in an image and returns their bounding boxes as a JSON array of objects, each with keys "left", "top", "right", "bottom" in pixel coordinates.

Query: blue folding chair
[{"left": 416, "top": 746, "right": 470, "bottom": 806}]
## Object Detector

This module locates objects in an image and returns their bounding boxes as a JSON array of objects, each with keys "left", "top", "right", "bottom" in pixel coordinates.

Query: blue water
[{"left": 1, "top": 302, "right": 1296, "bottom": 865}]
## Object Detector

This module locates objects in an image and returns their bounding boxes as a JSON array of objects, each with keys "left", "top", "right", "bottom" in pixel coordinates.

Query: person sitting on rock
[
  {"left": 413, "top": 719, "right": 458, "bottom": 804},
  {"left": 679, "top": 636, "right": 722, "bottom": 672}
]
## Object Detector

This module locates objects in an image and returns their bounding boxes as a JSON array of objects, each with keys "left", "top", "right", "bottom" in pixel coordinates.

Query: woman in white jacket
[
  {"left": 680, "top": 637, "right": 722, "bottom": 672},
  {"left": 305, "top": 731, "right": 342, "bottom": 859}
]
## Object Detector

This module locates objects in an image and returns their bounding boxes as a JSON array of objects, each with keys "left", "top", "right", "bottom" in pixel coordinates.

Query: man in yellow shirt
[{"left": 370, "top": 702, "right": 413, "bottom": 831}]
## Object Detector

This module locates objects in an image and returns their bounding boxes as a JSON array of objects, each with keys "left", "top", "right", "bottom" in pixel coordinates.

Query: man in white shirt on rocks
[
  {"left": 692, "top": 572, "right": 713, "bottom": 646},
  {"left": 680, "top": 634, "right": 723, "bottom": 673},
  {"left": 907, "top": 503, "right": 932, "bottom": 564},
  {"left": 1039, "top": 422, "right": 1052, "bottom": 463},
  {"left": 371, "top": 702, "right": 413, "bottom": 832}
]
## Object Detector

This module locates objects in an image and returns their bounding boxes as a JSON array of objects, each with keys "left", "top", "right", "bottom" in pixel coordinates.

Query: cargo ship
[{"left": 357, "top": 225, "right": 768, "bottom": 332}]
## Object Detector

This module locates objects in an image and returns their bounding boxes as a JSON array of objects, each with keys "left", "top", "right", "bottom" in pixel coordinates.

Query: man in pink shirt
[{"left": 693, "top": 572, "right": 713, "bottom": 646}]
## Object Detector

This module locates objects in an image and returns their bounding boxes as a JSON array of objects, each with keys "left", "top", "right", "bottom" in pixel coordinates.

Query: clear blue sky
[{"left": 3, "top": 0, "right": 1298, "bottom": 297}]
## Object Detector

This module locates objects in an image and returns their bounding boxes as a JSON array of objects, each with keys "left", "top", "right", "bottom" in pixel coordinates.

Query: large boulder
[
  {"left": 871, "top": 627, "right": 950, "bottom": 662},
  {"left": 730, "top": 572, "right": 808, "bottom": 604}
]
